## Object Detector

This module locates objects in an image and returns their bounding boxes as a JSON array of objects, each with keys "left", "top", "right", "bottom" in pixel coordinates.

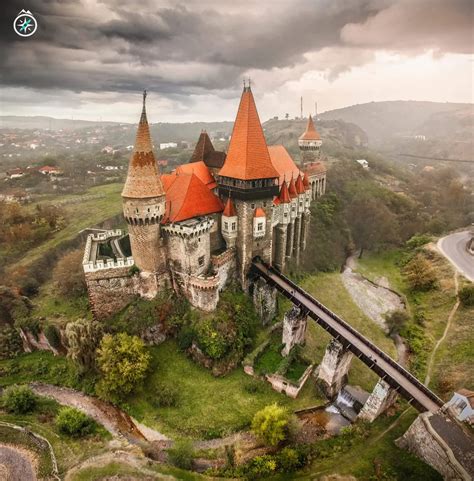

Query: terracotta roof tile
[
  {"left": 122, "top": 95, "right": 165, "bottom": 199},
  {"left": 299, "top": 115, "right": 321, "bottom": 141},
  {"left": 273, "top": 196, "right": 281, "bottom": 206},
  {"left": 163, "top": 173, "right": 223, "bottom": 223},
  {"left": 288, "top": 177, "right": 298, "bottom": 199},
  {"left": 218, "top": 87, "right": 279, "bottom": 181},
  {"left": 222, "top": 197, "right": 237, "bottom": 217},
  {"left": 278, "top": 181, "right": 291, "bottom": 204},
  {"left": 295, "top": 174, "right": 305, "bottom": 194},
  {"left": 306, "top": 161, "right": 327, "bottom": 176},
  {"left": 267, "top": 145, "right": 302, "bottom": 186},
  {"left": 176, "top": 161, "right": 217, "bottom": 189},
  {"left": 254, "top": 207, "right": 266, "bottom": 217}
]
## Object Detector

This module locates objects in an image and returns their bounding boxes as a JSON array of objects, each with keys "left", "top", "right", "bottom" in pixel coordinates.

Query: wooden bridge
[{"left": 251, "top": 259, "right": 444, "bottom": 413}]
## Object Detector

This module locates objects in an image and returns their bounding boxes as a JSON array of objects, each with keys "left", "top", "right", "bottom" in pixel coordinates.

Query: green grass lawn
[
  {"left": 0, "top": 396, "right": 110, "bottom": 477},
  {"left": 7, "top": 183, "right": 123, "bottom": 274},
  {"left": 300, "top": 272, "right": 397, "bottom": 392},
  {"left": 126, "top": 341, "right": 325, "bottom": 440}
]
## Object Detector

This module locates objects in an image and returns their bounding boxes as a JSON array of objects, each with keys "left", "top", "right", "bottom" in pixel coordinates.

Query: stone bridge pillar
[
  {"left": 317, "top": 339, "right": 353, "bottom": 399},
  {"left": 358, "top": 378, "right": 398, "bottom": 422},
  {"left": 281, "top": 306, "right": 307, "bottom": 356},
  {"left": 274, "top": 224, "right": 288, "bottom": 272},
  {"left": 252, "top": 277, "right": 277, "bottom": 325},
  {"left": 286, "top": 222, "right": 294, "bottom": 258}
]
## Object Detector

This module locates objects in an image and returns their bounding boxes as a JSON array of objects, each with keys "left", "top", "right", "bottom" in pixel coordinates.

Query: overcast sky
[{"left": 1, "top": 0, "right": 472, "bottom": 123}]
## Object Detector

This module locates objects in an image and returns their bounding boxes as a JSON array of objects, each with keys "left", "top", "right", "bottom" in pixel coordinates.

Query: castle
[{"left": 83, "top": 86, "right": 326, "bottom": 319}]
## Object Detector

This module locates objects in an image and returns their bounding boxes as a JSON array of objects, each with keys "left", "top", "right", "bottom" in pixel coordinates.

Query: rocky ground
[{"left": 0, "top": 444, "right": 37, "bottom": 481}]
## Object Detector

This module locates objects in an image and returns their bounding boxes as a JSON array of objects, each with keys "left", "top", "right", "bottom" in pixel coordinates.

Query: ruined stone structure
[
  {"left": 83, "top": 85, "right": 327, "bottom": 319},
  {"left": 281, "top": 306, "right": 308, "bottom": 356}
]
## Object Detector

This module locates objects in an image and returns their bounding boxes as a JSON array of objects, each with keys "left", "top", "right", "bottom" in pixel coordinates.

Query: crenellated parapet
[{"left": 162, "top": 217, "right": 214, "bottom": 238}]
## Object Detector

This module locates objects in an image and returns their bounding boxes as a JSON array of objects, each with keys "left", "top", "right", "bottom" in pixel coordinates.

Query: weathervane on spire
[
  {"left": 143, "top": 89, "right": 147, "bottom": 106},
  {"left": 243, "top": 77, "right": 252, "bottom": 91}
]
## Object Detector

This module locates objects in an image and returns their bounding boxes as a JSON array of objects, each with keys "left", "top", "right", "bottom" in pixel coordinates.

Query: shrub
[
  {"left": 2, "top": 385, "right": 37, "bottom": 414},
  {"left": 385, "top": 309, "right": 409, "bottom": 335},
  {"left": 459, "top": 285, "right": 474, "bottom": 307},
  {"left": 65, "top": 319, "right": 103, "bottom": 373},
  {"left": 167, "top": 440, "right": 194, "bottom": 470},
  {"left": 246, "top": 455, "right": 277, "bottom": 478},
  {"left": 276, "top": 447, "right": 303, "bottom": 472},
  {"left": 176, "top": 326, "right": 195, "bottom": 351},
  {"left": 403, "top": 254, "right": 437, "bottom": 291},
  {"left": 405, "top": 234, "right": 432, "bottom": 250},
  {"left": 96, "top": 333, "right": 151, "bottom": 401},
  {"left": 0, "top": 326, "right": 23, "bottom": 360},
  {"left": 44, "top": 324, "right": 61, "bottom": 349},
  {"left": 55, "top": 407, "right": 94, "bottom": 437},
  {"left": 128, "top": 265, "right": 140, "bottom": 276},
  {"left": 251, "top": 404, "right": 290, "bottom": 446}
]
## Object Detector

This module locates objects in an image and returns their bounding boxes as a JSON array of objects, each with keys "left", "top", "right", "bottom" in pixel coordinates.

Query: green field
[{"left": 7, "top": 183, "right": 123, "bottom": 273}]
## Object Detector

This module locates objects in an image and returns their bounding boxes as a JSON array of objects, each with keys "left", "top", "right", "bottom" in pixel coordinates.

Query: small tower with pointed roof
[
  {"left": 221, "top": 196, "right": 238, "bottom": 248},
  {"left": 299, "top": 115, "right": 322, "bottom": 167},
  {"left": 217, "top": 83, "right": 279, "bottom": 287},
  {"left": 122, "top": 91, "right": 168, "bottom": 285}
]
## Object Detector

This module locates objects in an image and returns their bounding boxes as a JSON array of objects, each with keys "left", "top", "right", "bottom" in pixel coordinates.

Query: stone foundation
[
  {"left": 357, "top": 379, "right": 397, "bottom": 422},
  {"left": 397, "top": 412, "right": 473, "bottom": 480},
  {"left": 316, "top": 339, "right": 353, "bottom": 399},
  {"left": 281, "top": 306, "right": 307, "bottom": 356}
]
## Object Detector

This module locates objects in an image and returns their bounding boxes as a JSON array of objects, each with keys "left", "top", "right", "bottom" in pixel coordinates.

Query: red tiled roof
[
  {"left": 273, "top": 196, "right": 281, "bottom": 206},
  {"left": 254, "top": 207, "right": 266, "bottom": 217},
  {"left": 163, "top": 173, "right": 223, "bottom": 223},
  {"left": 122, "top": 95, "right": 165, "bottom": 199},
  {"left": 299, "top": 115, "right": 321, "bottom": 141},
  {"left": 176, "top": 161, "right": 217, "bottom": 189},
  {"left": 295, "top": 174, "right": 305, "bottom": 194},
  {"left": 190, "top": 131, "right": 226, "bottom": 169},
  {"left": 218, "top": 87, "right": 279, "bottom": 181},
  {"left": 222, "top": 196, "right": 236, "bottom": 217},
  {"left": 288, "top": 177, "right": 298, "bottom": 199},
  {"left": 267, "top": 145, "right": 302, "bottom": 186},
  {"left": 279, "top": 181, "right": 291, "bottom": 204},
  {"left": 306, "top": 161, "right": 327, "bottom": 176}
]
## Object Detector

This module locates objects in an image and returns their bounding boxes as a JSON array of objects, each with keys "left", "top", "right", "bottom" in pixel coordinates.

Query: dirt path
[
  {"left": 341, "top": 254, "right": 409, "bottom": 365},
  {"left": 424, "top": 272, "right": 460, "bottom": 387},
  {"left": 0, "top": 444, "right": 37, "bottom": 481},
  {"left": 30, "top": 383, "right": 168, "bottom": 443}
]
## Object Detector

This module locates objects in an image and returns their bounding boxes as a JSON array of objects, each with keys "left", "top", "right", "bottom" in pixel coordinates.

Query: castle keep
[{"left": 83, "top": 86, "right": 326, "bottom": 318}]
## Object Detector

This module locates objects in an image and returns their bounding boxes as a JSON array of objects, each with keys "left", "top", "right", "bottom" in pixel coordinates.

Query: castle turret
[
  {"left": 122, "top": 91, "right": 167, "bottom": 283},
  {"left": 217, "top": 84, "right": 279, "bottom": 286},
  {"left": 221, "top": 196, "right": 238, "bottom": 248},
  {"left": 299, "top": 115, "right": 322, "bottom": 167}
]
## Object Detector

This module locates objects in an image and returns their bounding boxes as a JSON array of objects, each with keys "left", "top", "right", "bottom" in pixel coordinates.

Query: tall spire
[
  {"left": 218, "top": 86, "right": 279, "bottom": 181},
  {"left": 299, "top": 114, "right": 321, "bottom": 141},
  {"left": 122, "top": 91, "right": 165, "bottom": 199}
]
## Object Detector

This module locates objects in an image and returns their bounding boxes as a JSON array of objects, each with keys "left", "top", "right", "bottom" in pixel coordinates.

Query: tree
[
  {"left": 385, "top": 310, "right": 409, "bottom": 335},
  {"left": 251, "top": 404, "right": 290, "bottom": 446},
  {"left": 52, "top": 249, "right": 86, "bottom": 298},
  {"left": 2, "top": 385, "right": 37, "bottom": 414},
  {"left": 404, "top": 254, "right": 437, "bottom": 291},
  {"left": 96, "top": 333, "right": 151, "bottom": 401},
  {"left": 56, "top": 407, "right": 95, "bottom": 437},
  {"left": 65, "top": 319, "right": 103, "bottom": 373},
  {"left": 459, "top": 286, "right": 474, "bottom": 307}
]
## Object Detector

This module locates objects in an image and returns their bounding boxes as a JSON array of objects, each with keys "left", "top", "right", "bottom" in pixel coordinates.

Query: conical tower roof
[
  {"left": 122, "top": 91, "right": 165, "bottom": 199},
  {"left": 299, "top": 115, "right": 321, "bottom": 141},
  {"left": 295, "top": 174, "right": 305, "bottom": 194},
  {"left": 278, "top": 180, "right": 291, "bottom": 204},
  {"left": 222, "top": 196, "right": 237, "bottom": 217},
  {"left": 288, "top": 177, "right": 298, "bottom": 199},
  {"left": 190, "top": 130, "right": 226, "bottom": 168},
  {"left": 218, "top": 86, "right": 279, "bottom": 181}
]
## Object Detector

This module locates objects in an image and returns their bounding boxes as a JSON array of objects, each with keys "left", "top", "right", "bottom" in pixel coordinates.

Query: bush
[
  {"left": 403, "top": 253, "right": 437, "bottom": 291},
  {"left": 0, "top": 326, "right": 23, "bottom": 360},
  {"left": 44, "top": 324, "right": 61, "bottom": 349},
  {"left": 167, "top": 440, "right": 194, "bottom": 470},
  {"left": 405, "top": 234, "right": 432, "bottom": 250},
  {"left": 385, "top": 309, "right": 409, "bottom": 335},
  {"left": 96, "top": 333, "right": 151, "bottom": 401},
  {"left": 459, "top": 286, "right": 474, "bottom": 307},
  {"left": 55, "top": 407, "right": 95, "bottom": 437},
  {"left": 252, "top": 404, "right": 290, "bottom": 446},
  {"left": 151, "top": 383, "right": 179, "bottom": 408},
  {"left": 2, "top": 385, "right": 37, "bottom": 414},
  {"left": 276, "top": 447, "right": 304, "bottom": 472}
]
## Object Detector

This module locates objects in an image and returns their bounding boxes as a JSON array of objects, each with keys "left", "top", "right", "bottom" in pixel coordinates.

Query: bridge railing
[{"left": 252, "top": 259, "right": 444, "bottom": 408}]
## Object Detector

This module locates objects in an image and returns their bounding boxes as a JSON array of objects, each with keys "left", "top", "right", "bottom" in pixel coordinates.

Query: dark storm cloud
[{"left": 1, "top": 0, "right": 472, "bottom": 98}]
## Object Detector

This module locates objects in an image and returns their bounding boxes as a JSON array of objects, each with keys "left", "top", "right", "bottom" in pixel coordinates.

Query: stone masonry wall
[
  {"left": 85, "top": 266, "right": 137, "bottom": 320},
  {"left": 166, "top": 230, "right": 211, "bottom": 276},
  {"left": 128, "top": 222, "right": 167, "bottom": 275}
]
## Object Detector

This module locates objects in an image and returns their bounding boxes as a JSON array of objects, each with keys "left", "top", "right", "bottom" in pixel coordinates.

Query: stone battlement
[
  {"left": 83, "top": 257, "right": 134, "bottom": 273},
  {"left": 162, "top": 217, "right": 214, "bottom": 238}
]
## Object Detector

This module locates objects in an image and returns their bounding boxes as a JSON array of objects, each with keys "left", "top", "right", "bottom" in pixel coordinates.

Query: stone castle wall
[{"left": 128, "top": 222, "right": 167, "bottom": 275}]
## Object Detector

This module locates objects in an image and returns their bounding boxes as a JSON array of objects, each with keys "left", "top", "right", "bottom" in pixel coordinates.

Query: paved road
[
  {"left": 0, "top": 445, "right": 36, "bottom": 481},
  {"left": 438, "top": 231, "right": 474, "bottom": 282}
]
